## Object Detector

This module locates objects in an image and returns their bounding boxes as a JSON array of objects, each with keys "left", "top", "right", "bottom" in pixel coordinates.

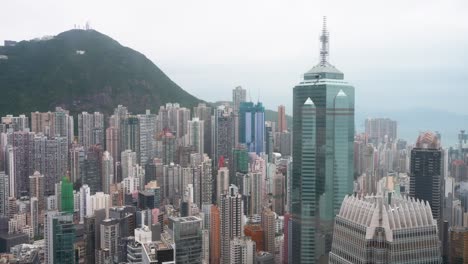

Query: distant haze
[{"left": 1, "top": 0, "right": 467, "bottom": 144}]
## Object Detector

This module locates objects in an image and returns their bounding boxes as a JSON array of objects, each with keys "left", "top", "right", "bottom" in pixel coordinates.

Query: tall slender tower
[
  {"left": 220, "top": 185, "right": 243, "bottom": 264},
  {"left": 278, "top": 105, "right": 287, "bottom": 132},
  {"left": 291, "top": 17, "right": 354, "bottom": 263}
]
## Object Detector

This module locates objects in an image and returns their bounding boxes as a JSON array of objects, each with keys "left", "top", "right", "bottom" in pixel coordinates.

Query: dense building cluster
[{"left": 0, "top": 18, "right": 467, "bottom": 264}]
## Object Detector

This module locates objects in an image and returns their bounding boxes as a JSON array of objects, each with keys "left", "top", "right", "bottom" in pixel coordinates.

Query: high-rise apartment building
[
  {"left": 200, "top": 155, "right": 213, "bottom": 205},
  {"left": 121, "top": 149, "right": 137, "bottom": 179},
  {"left": 0, "top": 171, "right": 9, "bottom": 216},
  {"left": 220, "top": 185, "right": 243, "bottom": 263},
  {"left": 233, "top": 86, "right": 247, "bottom": 114},
  {"left": 102, "top": 151, "right": 114, "bottom": 194},
  {"left": 29, "top": 171, "right": 45, "bottom": 213},
  {"left": 193, "top": 103, "right": 213, "bottom": 158},
  {"left": 78, "top": 111, "right": 104, "bottom": 149},
  {"left": 365, "top": 118, "right": 398, "bottom": 144},
  {"left": 213, "top": 106, "right": 235, "bottom": 169},
  {"left": 230, "top": 236, "right": 256, "bottom": 264},
  {"left": 291, "top": 18, "right": 355, "bottom": 263},
  {"left": 217, "top": 167, "right": 229, "bottom": 204},
  {"left": 188, "top": 117, "right": 204, "bottom": 155},
  {"left": 1, "top": 114, "right": 29, "bottom": 132},
  {"left": 120, "top": 116, "right": 141, "bottom": 163},
  {"left": 106, "top": 127, "right": 119, "bottom": 162},
  {"left": 138, "top": 110, "right": 157, "bottom": 166},
  {"left": 410, "top": 132, "right": 443, "bottom": 232},
  {"left": 329, "top": 194, "right": 442, "bottom": 264},
  {"left": 69, "top": 145, "right": 85, "bottom": 183},
  {"left": 261, "top": 208, "right": 276, "bottom": 255},
  {"left": 210, "top": 205, "right": 221, "bottom": 264}
]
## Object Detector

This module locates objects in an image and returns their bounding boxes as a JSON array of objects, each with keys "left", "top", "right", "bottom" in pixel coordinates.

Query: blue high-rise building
[
  {"left": 291, "top": 17, "right": 355, "bottom": 264},
  {"left": 239, "top": 102, "right": 265, "bottom": 154}
]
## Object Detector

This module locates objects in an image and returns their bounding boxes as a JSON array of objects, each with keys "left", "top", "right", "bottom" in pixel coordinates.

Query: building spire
[{"left": 319, "top": 16, "right": 329, "bottom": 66}]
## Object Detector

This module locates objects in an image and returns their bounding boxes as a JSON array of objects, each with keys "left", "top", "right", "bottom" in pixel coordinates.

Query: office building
[
  {"left": 291, "top": 18, "right": 355, "bottom": 263},
  {"left": 410, "top": 132, "right": 443, "bottom": 231},
  {"left": 84, "top": 144, "right": 103, "bottom": 194},
  {"left": 329, "top": 194, "right": 442, "bottom": 263},
  {"left": 170, "top": 216, "right": 203, "bottom": 264},
  {"left": 239, "top": 102, "right": 265, "bottom": 154},
  {"left": 449, "top": 227, "right": 468, "bottom": 264},
  {"left": 45, "top": 211, "right": 75, "bottom": 264}
]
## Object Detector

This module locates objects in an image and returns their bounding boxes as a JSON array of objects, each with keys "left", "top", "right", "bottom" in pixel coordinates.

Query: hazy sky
[{"left": 1, "top": 0, "right": 467, "bottom": 116}]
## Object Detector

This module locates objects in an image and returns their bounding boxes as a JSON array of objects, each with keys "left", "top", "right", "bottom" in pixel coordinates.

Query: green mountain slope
[{"left": 0, "top": 29, "right": 201, "bottom": 116}]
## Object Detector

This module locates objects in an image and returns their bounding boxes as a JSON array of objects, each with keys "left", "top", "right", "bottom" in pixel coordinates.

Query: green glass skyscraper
[{"left": 291, "top": 17, "right": 354, "bottom": 264}]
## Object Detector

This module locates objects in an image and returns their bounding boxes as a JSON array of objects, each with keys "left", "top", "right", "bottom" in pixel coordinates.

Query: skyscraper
[
  {"left": 106, "top": 126, "right": 119, "bottom": 163},
  {"left": 102, "top": 151, "right": 114, "bottom": 194},
  {"left": 193, "top": 103, "right": 213, "bottom": 158},
  {"left": 170, "top": 216, "right": 203, "bottom": 264},
  {"left": 230, "top": 236, "right": 256, "bottom": 264},
  {"left": 45, "top": 211, "right": 75, "bottom": 264},
  {"left": 220, "top": 185, "right": 243, "bottom": 263},
  {"left": 120, "top": 116, "right": 141, "bottom": 163},
  {"left": 261, "top": 208, "right": 276, "bottom": 255},
  {"left": 291, "top": 18, "right": 355, "bottom": 263},
  {"left": 239, "top": 102, "right": 265, "bottom": 154},
  {"left": 233, "top": 86, "right": 247, "bottom": 114},
  {"left": 84, "top": 144, "right": 104, "bottom": 194},
  {"left": 78, "top": 111, "right": 104, "bottom": 149},
  {"left": 138, "top": 110, "right": 157, "bottom": 165},
  {"left": 29, "top": 171, "right": 45, "bottom": 213},
  {"left": 277, "top": 105, "right": 287, "bottom": 132},
  {"left": 210, "top": 205, "right": 221, "bottom": 264},
  {"left": 410, "top": 131, "right": 443, "bottom": 232},
  {"left": 0, "top": 171, "right": 8, "bottom": 216},
  {"left": 329, "top": 194, "right": 442, "bottom": 264},
  {"left": 365, "top": 118, "right": 398, "bottom": 144},
  {"left": 213, "top": 106, "right": 235, "bottom": 169},
  {"left": 187, "top": 117, "right": 204, "bottom": 155}
]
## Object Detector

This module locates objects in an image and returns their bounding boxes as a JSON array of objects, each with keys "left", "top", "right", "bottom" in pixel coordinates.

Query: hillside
[{"left": 0, "top": 29, "right": 202, "bottom": 116}]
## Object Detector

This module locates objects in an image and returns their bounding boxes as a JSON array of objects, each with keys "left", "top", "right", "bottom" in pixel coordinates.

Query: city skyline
[
  {"left": 0, "top": 2, "right": 467, "bottom": 264},
  {"left": 1, "top": 1, "right": 467, "bottom": 116}
]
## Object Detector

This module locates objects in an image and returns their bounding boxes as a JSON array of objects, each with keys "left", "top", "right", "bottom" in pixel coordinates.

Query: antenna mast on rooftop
[{"left": 319, "top": 16, "right": 329, "bottom": 66}]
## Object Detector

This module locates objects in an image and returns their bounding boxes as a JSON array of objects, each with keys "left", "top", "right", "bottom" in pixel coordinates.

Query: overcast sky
[{"left": 1, "top": 0, "right": 467, "bottom": 116}]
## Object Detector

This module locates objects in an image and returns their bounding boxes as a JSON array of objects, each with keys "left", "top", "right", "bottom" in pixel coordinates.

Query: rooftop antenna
[{"left": 319, "top": 16, "right": 329, "bottom": 66}]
